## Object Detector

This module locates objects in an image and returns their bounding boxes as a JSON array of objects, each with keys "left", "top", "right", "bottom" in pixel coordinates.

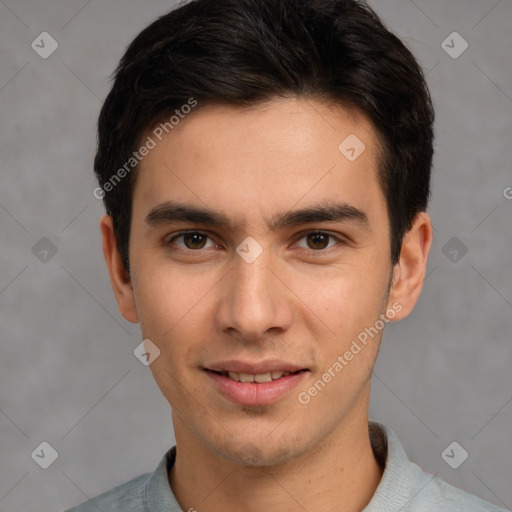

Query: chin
[{"left": 207, "top": 432, "right": 312, "bottom": 468}]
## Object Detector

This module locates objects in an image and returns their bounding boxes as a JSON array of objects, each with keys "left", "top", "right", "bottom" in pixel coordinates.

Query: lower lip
[{"left": 204, "top": 370, "right": 308, "bottom": 406}]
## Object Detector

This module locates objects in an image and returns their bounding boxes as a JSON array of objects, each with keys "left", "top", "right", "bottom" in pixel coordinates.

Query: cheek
[
  {"left": 133, "top": 262, "right": 214, "bottom": 334},
  {"left": 132, "top": 267, "right": 222, "bottom": 382},
  {"left": 290, "top": 260, "right": 389, "bottom": 331},
  {"left": 134, "top": 271, "right": 212, "bottom": 397}
]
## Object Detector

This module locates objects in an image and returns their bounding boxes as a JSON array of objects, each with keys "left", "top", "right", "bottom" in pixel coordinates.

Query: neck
[{"left": 169, "top": 387, "right": 383, "bottom": 512}]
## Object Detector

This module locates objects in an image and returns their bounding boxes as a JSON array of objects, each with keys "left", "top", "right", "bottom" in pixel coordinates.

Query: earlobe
[
  {"left": 99, "top": 214, "right": 139, "bottom": 324},
  {"left": 387, "top": 212, "right": 433, "bottom": 322}
]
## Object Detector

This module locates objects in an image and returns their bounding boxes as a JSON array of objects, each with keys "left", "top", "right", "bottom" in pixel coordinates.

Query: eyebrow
[{"left": 145, "top": 200, "right": 369, "bottom": 231}]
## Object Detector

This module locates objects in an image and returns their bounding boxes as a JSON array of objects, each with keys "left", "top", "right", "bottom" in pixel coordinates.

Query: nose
[{"left": 215, "top": 248, "right": 293, "bottom": 341}]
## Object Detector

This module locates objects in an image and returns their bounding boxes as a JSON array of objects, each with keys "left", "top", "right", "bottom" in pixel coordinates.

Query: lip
[
  {"left": 205, "top": 359, "right": 307, "bottom": 374},
  {"left": 204, "top": 368, "right": 309, "bottom": 406}
]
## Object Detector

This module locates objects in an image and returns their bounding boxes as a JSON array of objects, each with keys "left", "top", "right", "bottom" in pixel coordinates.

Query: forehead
[{"left": 133, "top": 97, "right": 386, "bottom": 229}]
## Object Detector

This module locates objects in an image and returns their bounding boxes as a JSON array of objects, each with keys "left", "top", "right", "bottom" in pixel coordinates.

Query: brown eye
[
  {"left": 182, "top": 233, "right": 208, "bottom": 249},
  {"left": 306, "top": 232, "right": 330, "bottom": 250},
  {"left": 166, "top": 232, "right": 216, "bottom": 251},
  {"left": 299, "top": 231, "right": 342, "bottom": 252},
  {"left": 294, "top": 231, "right": 343, "bottom": 252}
]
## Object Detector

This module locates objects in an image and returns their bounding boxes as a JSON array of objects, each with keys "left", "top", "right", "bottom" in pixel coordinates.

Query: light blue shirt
[{"left": 64, "top": 421, "right": 507, "bottom": 511}]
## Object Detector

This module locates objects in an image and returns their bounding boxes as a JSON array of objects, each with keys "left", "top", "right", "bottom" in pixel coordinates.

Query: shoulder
[
  {"left": 62, "top": 471, "right": 151, "bottom": 512},
  {"left": 407, "top": 462, "right": 507, "bottom": 511},
  {"left": 367, "top": 422, "right": 507, "bottom": 512}
]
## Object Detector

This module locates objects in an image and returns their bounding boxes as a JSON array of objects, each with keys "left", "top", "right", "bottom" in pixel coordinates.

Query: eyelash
[{"left": 164, "top": 230, "right": 347, "bottom": 255}]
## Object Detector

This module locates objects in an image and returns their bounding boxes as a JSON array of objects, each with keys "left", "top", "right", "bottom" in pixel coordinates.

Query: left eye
[
  {"left": 295, "top": 232, "right": 339, "bottom": 251},
  {"left": 166, "top": 231, "right": 340, "bottom": 251}
]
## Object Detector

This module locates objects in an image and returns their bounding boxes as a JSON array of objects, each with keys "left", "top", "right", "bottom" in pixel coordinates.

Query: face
[{"left": 102, "top": 97, "right": 431, "bottom": 466}]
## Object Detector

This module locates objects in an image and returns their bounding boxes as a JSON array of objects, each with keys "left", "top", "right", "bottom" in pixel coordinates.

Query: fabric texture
[{"left": 63, "top": 421, "right": 507, "bottom": 511}]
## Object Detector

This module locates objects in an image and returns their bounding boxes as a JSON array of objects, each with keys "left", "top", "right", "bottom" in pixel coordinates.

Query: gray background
[{"left": 0, "top": 0, "right": 511, "bottom": 511}]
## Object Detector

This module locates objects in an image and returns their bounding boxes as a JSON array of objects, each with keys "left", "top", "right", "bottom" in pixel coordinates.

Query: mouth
[
  {"left": 203, "top": 363, "right": 310, "bottom": 406},
  {"left": 205, "top": 368, "right": 308, "bottom": 383}
]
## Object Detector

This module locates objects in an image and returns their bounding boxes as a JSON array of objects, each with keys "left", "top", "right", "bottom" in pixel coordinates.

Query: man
[{"left": 67, "top": 0, "right": 507, "bottom": 510}]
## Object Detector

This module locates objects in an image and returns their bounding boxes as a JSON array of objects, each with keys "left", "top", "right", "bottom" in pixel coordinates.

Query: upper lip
[{"left": 205, "top": 359, "right": 309, "bottom": 374}]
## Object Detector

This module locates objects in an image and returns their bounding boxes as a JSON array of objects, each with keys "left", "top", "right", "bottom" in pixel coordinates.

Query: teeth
[
  {"left": 225, "top": 370, "right": 293, "bottom": 383},
  {"left": 254, "top": 373, "right": 273, "bottom": 383}
]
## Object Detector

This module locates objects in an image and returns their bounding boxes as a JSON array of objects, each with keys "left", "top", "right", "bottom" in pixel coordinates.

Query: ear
[
  {"left": 100, "top": 214, "right": 139, "bottom": 323},
  {"left": 386, "top": 212, "right": 433, "bottom": 321}
]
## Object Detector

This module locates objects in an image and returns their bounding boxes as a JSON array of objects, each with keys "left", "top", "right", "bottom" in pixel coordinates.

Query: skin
[{"left": 101, "top": 97, "right": 432, "bottom": 512}]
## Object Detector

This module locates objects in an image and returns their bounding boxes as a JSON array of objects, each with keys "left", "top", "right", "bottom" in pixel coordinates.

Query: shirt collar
[
  {"left": 143, "top": 444, "right": 180, "bottom": 511},
  {"left": 364, "top": 421, "right": 431, "bottom": 511}
]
